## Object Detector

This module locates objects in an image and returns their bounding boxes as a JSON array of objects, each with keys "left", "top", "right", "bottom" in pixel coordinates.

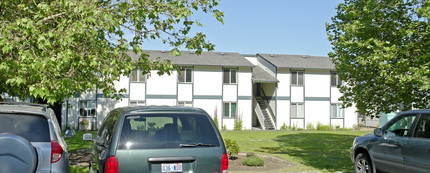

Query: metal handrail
[
  {"left": 253, "top": 96, "right": 266, "bottom": 130},
  {"left": 259, "top": 89, "right": 276, "bottom": 129}
]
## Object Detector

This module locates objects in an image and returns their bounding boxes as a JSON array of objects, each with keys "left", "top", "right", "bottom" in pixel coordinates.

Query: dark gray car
[
  {"left": 351, "top": 109, "right": 430, "bottom": 173},
  {"left": 0, "top": 102, "right": 70, "bottom": 173},
  {"left": 86, "top": 106, "right": 228, "bottom": 173}
]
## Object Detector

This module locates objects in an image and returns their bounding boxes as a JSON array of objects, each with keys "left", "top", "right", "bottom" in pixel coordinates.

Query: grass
[
  {"left": 221, "top": 130, "right": 371, "bottom": 172},
  {"left": 65, "top": 131, "right": 97, "bottom": 173},
  {"left": 65, "top": 131, "right": 97, "bottom": 151},
  {"left": 65, "top": 130, "right": 371, "bottom": 173}
]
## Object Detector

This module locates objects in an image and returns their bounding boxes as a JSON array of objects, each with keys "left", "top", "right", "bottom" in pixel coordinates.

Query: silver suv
[
  {"left": 351, "top": 109, "right": 430, "bottom": 173},
  {"left": 0, "top": 102, "right": 70, "bottom": 173}
]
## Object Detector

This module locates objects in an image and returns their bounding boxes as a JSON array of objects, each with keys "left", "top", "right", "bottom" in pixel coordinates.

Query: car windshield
[
  {"left": 118, "top": 114, "right": 220, "bottom": 150},
  {"left": 0, "top": 113, "right": 50, "bottom": 142}
]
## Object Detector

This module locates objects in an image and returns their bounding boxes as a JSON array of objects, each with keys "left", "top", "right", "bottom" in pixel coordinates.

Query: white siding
[
  {"left": 194, "top": 66, "right": 222, "bottom": 96},
  {"left": 277, "top": 70, "right": 290, "bottom": 97},
  {"left": 238, "top": 67, "right": 252, "bottom": 97},
  {"left": 305, "top": 101, "right": 330, "bottom": 127},
  {"left": 238, "top": 100, "right": 252, "bottom": 130},
  {"left": 146, "top": 99, "right": 176, "bottom": 106},
  {"left": 291, "top": 119, "right": 305, "bottom": 129},
  {"left": 223, "top": 85, "right": 237, "bottom": 102},
  {"left": 178, "top": 84, "right": 192, "bottom": 101},
  {"left": 291, "top": 86, "right": 304, "bottom": 103},
  {"left": 146, "top": 70, "right": 177, "bottom": 95},
  {"left": 305, "top": 70, "right": 330, "bottom": 98},
  {"left": 276, "top": 100, "right": 290, "bottom": 128},
  {"left": 331, "top": 87, "right": 342, "bottom": 103},
  {"left": 129, "top": 83, "right": 146, "bottom": 100}
]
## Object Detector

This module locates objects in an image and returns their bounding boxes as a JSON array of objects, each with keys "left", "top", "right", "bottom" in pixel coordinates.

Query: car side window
[
  {"left": 385, "top": 114, "right": 417, "bottom": 137},
  {"left": 413, "top": 114, "right": 430, "bottom": 139}
]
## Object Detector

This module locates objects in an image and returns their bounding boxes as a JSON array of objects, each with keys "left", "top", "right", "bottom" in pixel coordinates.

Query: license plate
[{"left": 161, "top": 163, "right": 182, "bottom": 172}]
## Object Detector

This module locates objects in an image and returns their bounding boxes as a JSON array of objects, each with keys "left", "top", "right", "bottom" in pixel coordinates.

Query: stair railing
[{"left": 253, "top": 96, "right": 266, "bottom": 130}]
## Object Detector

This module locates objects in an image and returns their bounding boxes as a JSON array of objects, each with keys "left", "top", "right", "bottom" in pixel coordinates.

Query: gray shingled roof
[
  {"left": 258, "top": 54, "right": 335, "bottom": 70},
  {"left": 252, "top": 66, "right": 278, "bottom": 83},
  {"left": 128, "top": 50, "right": 254, "bottom": 67}
]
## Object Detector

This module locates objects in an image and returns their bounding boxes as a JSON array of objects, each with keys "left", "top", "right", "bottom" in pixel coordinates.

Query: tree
[
  {"left": 327, "top": 0, "right": 429, "bottom": 117},
  {"left": 0, "top": 0, "right": 223, "bottom": 104}
]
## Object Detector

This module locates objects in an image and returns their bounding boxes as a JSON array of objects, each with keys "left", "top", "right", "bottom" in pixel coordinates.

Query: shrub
[
  {"left": 222, "top": 125, "right": 227, "bottom": 131},
  {"left": 213, "top": 114, "right": 219, "bottom": 129},
  {"left": 246, "top": 152, "right": 256, "bottom": 157},
  {"left": 242, "top": 156, "right": 264, "bottom": 167},
  {"left": 280, "top": 123, "right": 288, "bottom": 131},
  {"left": 306, "top": 122, "right": 315, "bottom": 130},
  {"left": 224, "top": 139, "right": 240, "bottom": 158},
  {"left": 316, "top": 122, "right": 332, "bottom": 131},
  {"left": 213, "top": 107, "right": 219, "bottom": 129},
  {"left": 234, "top": 115, "right": 243, "bottom": 131},
  {"left": 353, "top": 123, "right": 365, "bottom": 130}
]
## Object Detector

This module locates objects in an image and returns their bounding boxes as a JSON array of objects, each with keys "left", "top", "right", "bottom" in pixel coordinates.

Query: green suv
[{"left": 86, "top": 106, "right": 228, "bottom": 173}]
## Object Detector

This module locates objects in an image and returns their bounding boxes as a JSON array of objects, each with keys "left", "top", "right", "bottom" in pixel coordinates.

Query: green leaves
[
  {"left": 0, "top": 0, "right": 223, "bottom": 104},
  {"left": 327, "top": 0, "right": 430, "bottom": 117}
]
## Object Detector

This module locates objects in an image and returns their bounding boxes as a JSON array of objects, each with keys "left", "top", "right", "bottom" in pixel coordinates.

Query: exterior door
[
  {"left": 403, "top": 113, "right": 430, "bottom": 173},
  {"left": 372, "top": 114, "right": 417, "bottom": 173}
]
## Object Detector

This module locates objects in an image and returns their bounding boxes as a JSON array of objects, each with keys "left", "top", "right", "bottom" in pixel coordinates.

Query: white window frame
[
  {"left": 291, "top": 71, "right": 304, "bottom": 86},
  {"left": 129, "top": 100, "right": 145, "bottom": 106},
  {"left": 79, "top": 100, "right": 96, "bottom": 117},
  {"left": 130, "top": 67, "right": 146, "bottom": 83},
  {"left": 331, "top": 72, "right": 342, "bottom": 87},
  {"left": 223, "top": 69, "right": 237, "bottom": 84},
  {"left": 291, "top": 103, "right": 304, "bottom": 118},
  {"left": 178, "top": 67, "right": 193, "bottom": 83},
  {"left": 331, "top": 104, "right": 345, "bottom": 118},
  {"left": 223, "top": 102, "right": 237, "bottom": 118},
  {"left": 177, "top": 101, "right": 193, "bottom": 107}
]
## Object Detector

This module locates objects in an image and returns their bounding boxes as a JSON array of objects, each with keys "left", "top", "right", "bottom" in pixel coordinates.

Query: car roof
[
  {"left": 399, "top": 108, "right": 430, "bottom": 115},
  {"left": 0, "top": 102, "right": 51, "bottom": 118},
  {"left": 118, "top": 106, "right": 208, "bottom": 115}
]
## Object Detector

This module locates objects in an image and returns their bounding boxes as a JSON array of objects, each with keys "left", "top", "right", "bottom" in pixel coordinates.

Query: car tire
[
  {"left": 0, "top": 133, "right": 38, "bottom": 173},
  {"left": 354, "top": 152, "right": 373, "bottom": 173}
]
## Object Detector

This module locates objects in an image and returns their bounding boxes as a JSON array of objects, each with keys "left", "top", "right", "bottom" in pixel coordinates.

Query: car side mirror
[
  {"left": 374, "top": 128, "right": 383, "bottom": 137},
  {"left": 64, "top": 130, "right": 75, "bottom": 138},
  {"left": 83, "top": 133, "right": 93, "bottom": 141}
]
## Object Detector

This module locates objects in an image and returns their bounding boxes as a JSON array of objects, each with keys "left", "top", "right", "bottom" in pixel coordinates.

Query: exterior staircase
[{"left": 254, "top": 96, "right": 275, "bottom": 130}]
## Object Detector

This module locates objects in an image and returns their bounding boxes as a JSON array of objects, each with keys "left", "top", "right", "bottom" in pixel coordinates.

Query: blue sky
[{"left": 141, "top": 0, "right": 344, "bottom": 57}]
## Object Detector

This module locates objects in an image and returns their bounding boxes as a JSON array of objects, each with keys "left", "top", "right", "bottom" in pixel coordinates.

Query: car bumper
[{"left": 350, "top": 147, "right": 355, "bottom": 163}]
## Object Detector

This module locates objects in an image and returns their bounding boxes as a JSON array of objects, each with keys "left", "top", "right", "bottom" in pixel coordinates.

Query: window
[
  {"left": 130, "top": 67, "right": 146, "bottom": 82},
  {"left": 331, "top": 72, "right": 342, "bottom": 86},
  {"left": 291, "top": 71, "right": 304, "bottom": 85},
  {"left": 118, "top": 114, "right": 221, "bottom": 149},
  {"left": 130, "top": 101, "right": 145, "bottom": 106},
  {"left": 80, "top": 100, "right": 96, "bottom": 116},
  {"left": 178, "top": 101, "right": 192, "bottom": 107},
  {"left": 223, "top": 69, "right": 237, "bottom": 84},
  {"left": 223, "top": 102, "right": 237, "bottom": 118},
  {"left": 385, "top": 114, "right": 417, "bottom": 137},
  {"left": 291, "top": 103, "right": 304, "bottom": 118},
  {"left": 413, "top": 114, "right": 430, "bottom": 138},
  {"left": 178, "top": 67, "right": 192, "bottom": 83},
  {"left": 331, "top": 104, "right": 344, "bottom": 118}
]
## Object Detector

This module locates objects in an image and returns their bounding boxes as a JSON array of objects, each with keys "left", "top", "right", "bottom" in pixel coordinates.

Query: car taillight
[
  {"left": 105, "top": 156, "right": 119, "bottom": 173},
  {"left": 221, "top": 153, "right": 228, "bottom": 173},
  {"left": 51, "top": 140, "right": 63, "bottom": 163}
]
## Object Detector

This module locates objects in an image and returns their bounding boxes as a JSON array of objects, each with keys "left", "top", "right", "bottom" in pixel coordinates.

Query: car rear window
[
  {"left": 0, "top": 113, "right": 50, "bottom": 142},
  {"left": 118, "top": 114, "right": 220, "bottom": 150}
]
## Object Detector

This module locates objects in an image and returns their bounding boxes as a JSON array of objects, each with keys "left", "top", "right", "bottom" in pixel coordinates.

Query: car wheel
[
  {"left": 0, "top": 133, "right": 38, "bottom": 173},
  {"left": 355, "top": 153, "right": 372, "bottom": 173}
]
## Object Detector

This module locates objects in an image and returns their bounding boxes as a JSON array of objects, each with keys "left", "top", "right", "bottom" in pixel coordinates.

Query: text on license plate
[{"left": 161, "top": 163, "right": 182, "bottom": 172}]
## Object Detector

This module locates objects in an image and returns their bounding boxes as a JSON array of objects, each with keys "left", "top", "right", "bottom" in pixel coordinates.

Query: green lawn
[
  {"left": 222, "top": 130, "right": 371, "bottom": 172},
  {"left": 66, "top": 130, "right": 371, "bottom": 173}
]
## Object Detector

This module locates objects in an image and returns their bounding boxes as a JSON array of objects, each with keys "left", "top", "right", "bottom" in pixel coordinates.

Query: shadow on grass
[
  {"left": 257, "top": 132, "right": 357, "bottom": 172},
  {"left": 65, "top": 131, "right": 97, "bottom": 151}
]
